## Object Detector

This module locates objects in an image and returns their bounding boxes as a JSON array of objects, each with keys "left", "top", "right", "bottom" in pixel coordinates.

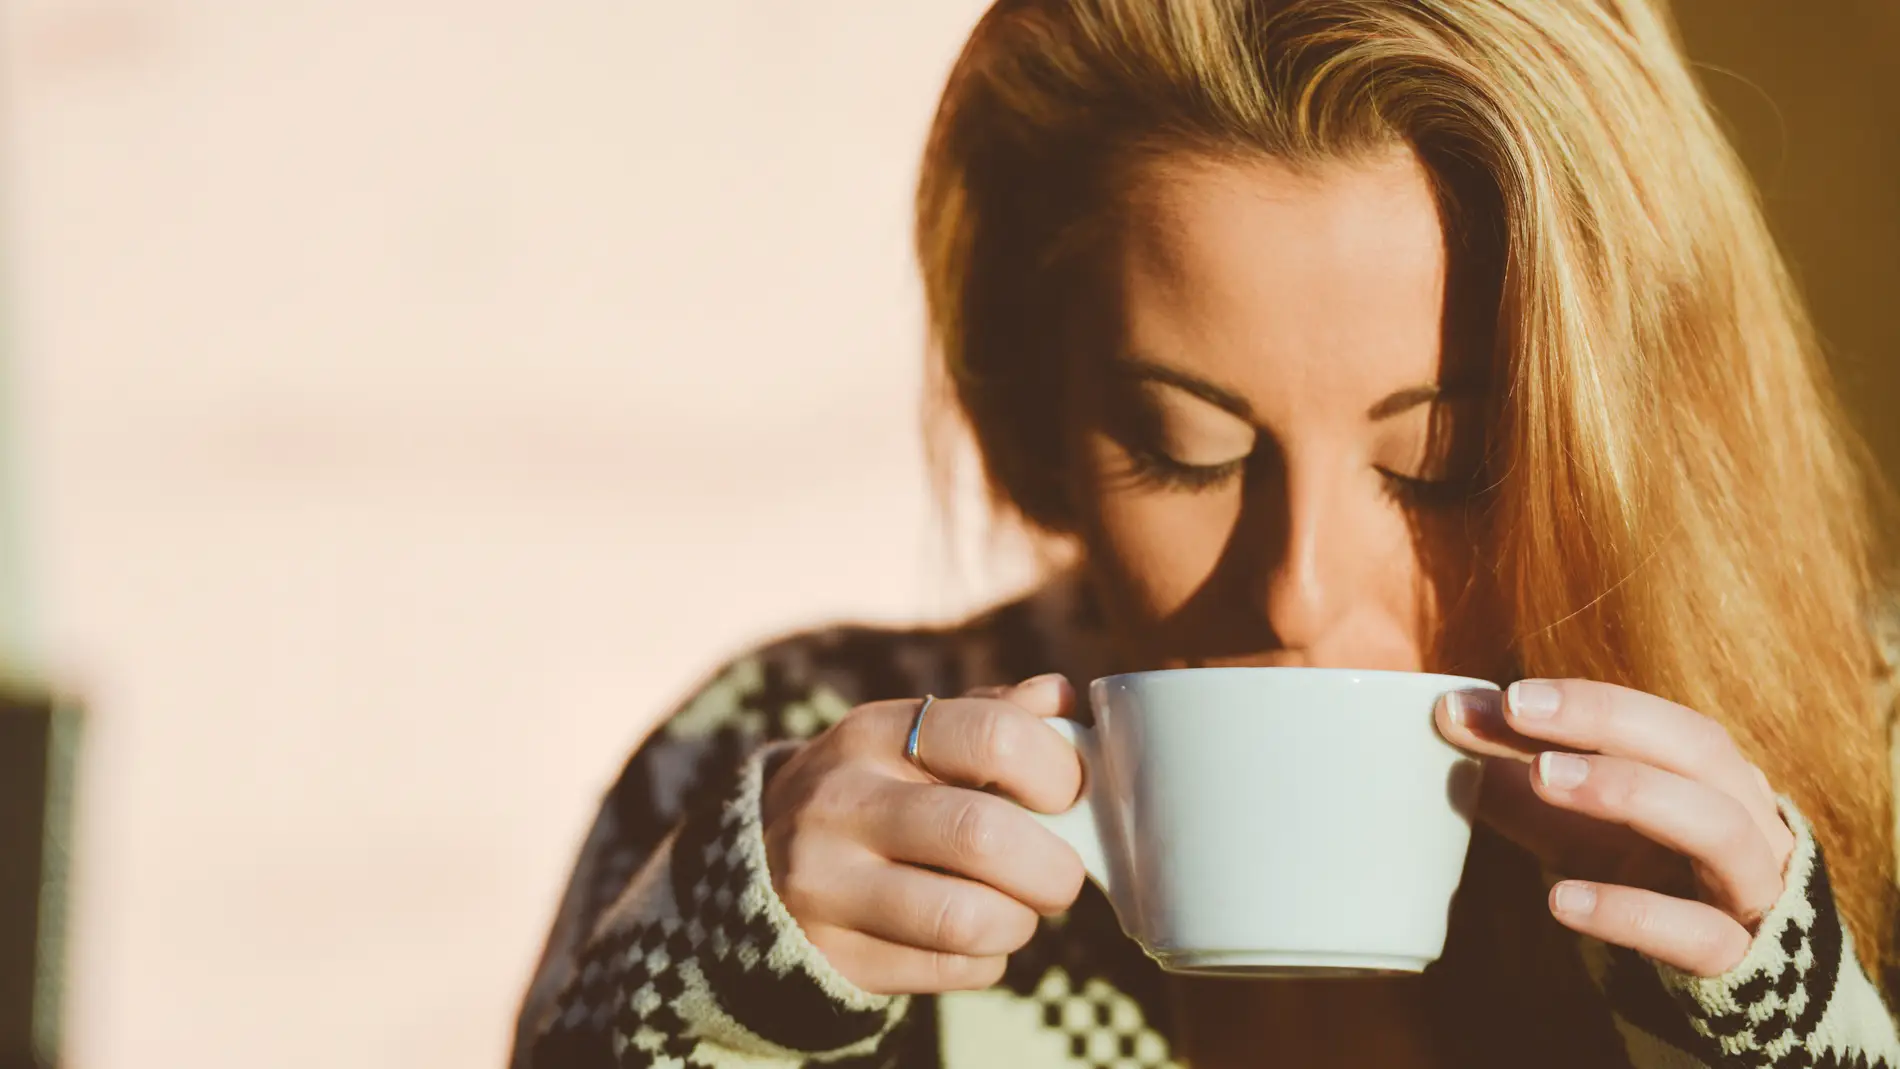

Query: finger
[
  {"left": 868, "top": 781, "right": 1087, "bottom": 915},
  {"left": 1532, "top": 752, "right": 1783, "bottom": 921},
  {"left": 1472, "top": 756, "right": 1667, "bottom": 884},
  {"left": 880, "top": 688, "right": 1082, "bottom": 814},
  {"left": 1501, "top": 680, "right": 1787, "bottom": 855},
  {"left": 821, "top": 862, "right": 1039, "bottom": 958},
  {"left": 996, "top": 673, "right": 1074, "bottom": 719},
  {"left": 1548, "top": 880, "right": 1751, "bottom": 977},
  {"left": 1436, "top": 688, "right": 1554, "bottom": 761},
  {"left": 803, "top": 925, "right": 1008, "bottom": 996}
]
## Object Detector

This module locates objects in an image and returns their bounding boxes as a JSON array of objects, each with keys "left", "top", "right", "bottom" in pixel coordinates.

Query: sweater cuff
[
  {"left": 1635, "top": 799, "right": 1899, "bottom": 1064},
  {"left": 598, "top": 741, "right": 908, "bottom": 1063}
]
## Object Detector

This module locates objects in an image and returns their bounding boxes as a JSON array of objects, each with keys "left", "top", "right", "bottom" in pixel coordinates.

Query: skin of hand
[
  {"left": 1436, "top": 678, "right": 1796, "bottom": 976},
  {"left": 761, "top": 674, "right": 1088, "bottom": 994}
]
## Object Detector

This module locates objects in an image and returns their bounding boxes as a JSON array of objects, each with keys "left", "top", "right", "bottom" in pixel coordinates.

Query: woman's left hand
[{"left": 1435, "top": 679, "right": 1796, "bottom": 977}]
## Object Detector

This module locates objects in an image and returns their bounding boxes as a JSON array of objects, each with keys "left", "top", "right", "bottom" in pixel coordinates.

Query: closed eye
[
  {"left": 1378, "top": 467, "right": 1480, "bottom": 509},
  {"left": 1118, "top": 445, "right": 1248, "bottom": 493}
]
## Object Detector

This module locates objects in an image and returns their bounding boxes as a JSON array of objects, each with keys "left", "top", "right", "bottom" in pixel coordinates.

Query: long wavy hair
[{"left": 916, "top": 0, "right": 1897, "bottom": 984}]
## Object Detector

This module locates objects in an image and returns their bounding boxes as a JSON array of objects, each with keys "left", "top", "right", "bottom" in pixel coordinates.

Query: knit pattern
[
  {"left": 512, "top": 580, "right": 1900, "bottom": 1068},
  {"left": 1588, "top": 802, "right": 1900, "bottom": 1069},
  {"left": 1643, "top": 803, "right": 1898, "bottom": 1067},
  {"left": 529, "top": 743, "right": 907, "bottom": 1069}
]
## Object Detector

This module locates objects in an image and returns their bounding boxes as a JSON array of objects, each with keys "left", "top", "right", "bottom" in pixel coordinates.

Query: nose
[{"left": 1253, "top": 455, "right": 1353, "bottom": 652}]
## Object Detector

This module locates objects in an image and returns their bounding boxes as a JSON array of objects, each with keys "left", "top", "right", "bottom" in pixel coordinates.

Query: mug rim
[{"left": 1091, "top": 666, "right": 1500, "bottom": 691}]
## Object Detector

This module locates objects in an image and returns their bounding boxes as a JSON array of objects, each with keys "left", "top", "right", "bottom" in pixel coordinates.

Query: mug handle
[{"left": 1031, "top": 719, "right": 1115, "bottom": 900}]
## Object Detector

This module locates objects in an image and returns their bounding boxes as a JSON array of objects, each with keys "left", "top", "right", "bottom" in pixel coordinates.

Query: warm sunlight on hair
[{"left": 916, "top": 0, "right": 1895, "bottom": 978}]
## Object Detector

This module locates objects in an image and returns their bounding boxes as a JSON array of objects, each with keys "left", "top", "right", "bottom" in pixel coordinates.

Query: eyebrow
[
  {"left": 1116, "top": 354, "right": 1477, "bottom": 424},
  {"left": 1367, "top": 384, "right": 1443, "bottom": 421},
  {"left": 1114, "top": 355, "right": 1254, "bottom": 419},
  {"left": 1365, "top": 378, "right": 1484, "bottom": 420}
]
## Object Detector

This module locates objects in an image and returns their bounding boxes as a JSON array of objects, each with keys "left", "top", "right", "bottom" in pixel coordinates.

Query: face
[{"left": 1065, "top": 146, "right": 1502, "bottom": 677}]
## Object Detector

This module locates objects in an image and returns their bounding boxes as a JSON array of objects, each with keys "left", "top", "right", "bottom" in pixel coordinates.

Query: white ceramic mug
[{"left": 1033, "top": 667, "right": 1493, "bottom": 977}]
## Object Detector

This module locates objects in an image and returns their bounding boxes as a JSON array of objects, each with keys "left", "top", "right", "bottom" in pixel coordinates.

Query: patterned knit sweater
[{"left": 510, "top": 581, "right": 1900, "bottom": 1068}]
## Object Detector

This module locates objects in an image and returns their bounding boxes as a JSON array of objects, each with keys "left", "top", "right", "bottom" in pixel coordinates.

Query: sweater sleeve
[
  {"left": 1586, "top": 801, "right": 1900, "bottom": 1068},
  {"left": 513, "top": 656, "right": 910, "bottom": 1069}
]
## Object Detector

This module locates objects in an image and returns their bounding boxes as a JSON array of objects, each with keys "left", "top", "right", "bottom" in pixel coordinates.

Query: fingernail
[
  {"left": 1538, "top": 751, "right": 1590, "bottom": 790},
  {"left": 1015, "top": 673, "right": 1069, "bottom": 702},
  {"left": 1441, "top": 692, "right": 1469, "bottom": 727},
  {"left": 1552, "top": 881, "right": 1597, "bottom": 916},
  {"left": 1442, "top": 688, "right": 1504, "bottom": 734},
  {"left": 1509, "top": 680, "right": 1561, "bottom": 719}
]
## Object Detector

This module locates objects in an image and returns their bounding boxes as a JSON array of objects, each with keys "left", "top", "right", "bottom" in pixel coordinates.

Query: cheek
[
  {"left": 1073, "top": 434, "right": 1240, "bottom": 618},
  {"left": 1091, "top": 480, "right": 1241, "bottom": 619}
]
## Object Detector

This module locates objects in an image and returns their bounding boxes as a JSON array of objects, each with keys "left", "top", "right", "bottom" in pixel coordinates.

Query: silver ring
[{"left": 905, "top": 695, "right": 936, "bottom": 774}]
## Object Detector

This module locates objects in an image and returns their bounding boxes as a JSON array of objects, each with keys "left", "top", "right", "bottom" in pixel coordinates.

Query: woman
[{"left": 513, "top": 1, "right": 1900, "bottom": 1065}]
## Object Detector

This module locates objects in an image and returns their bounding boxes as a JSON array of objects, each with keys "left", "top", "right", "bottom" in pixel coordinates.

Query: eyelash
[
  {"left": 1120, "top": 445, "right": 1246, "bottom": 493},
  {"left": 1120, "top": 444, "right": 1477, "bottom": 508},
  {"left": 1378, "top": 469, "right": 1479, "bottom": 510}
]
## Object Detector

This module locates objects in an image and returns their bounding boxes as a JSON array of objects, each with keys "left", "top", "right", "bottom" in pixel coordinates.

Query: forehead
[{"left": 1113, "top": 148, "right": 1455, "bottom": 420}]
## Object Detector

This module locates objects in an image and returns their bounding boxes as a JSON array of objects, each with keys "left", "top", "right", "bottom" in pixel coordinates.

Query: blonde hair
[{"left": 917, "top": 0, "right": 1896, "bottom": 980}]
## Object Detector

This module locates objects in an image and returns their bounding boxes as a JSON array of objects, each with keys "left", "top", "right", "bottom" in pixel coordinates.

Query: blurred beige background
[
  {"left": 1, "top": 3, "right": 1022, "bottom": 1067},
  {"left": 0, "top": 3, "right": 1892, "bottom": 1069}
]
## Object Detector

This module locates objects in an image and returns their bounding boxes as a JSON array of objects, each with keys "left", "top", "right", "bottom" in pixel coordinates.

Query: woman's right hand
[{"left": 760, "top": 674, "right": 1088, "bottom": 995}]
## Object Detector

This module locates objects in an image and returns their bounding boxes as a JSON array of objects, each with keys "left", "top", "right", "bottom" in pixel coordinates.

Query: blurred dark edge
[
  {"left": 1672, "top": 1, "right": 1900, "bottom": 485},
  {"left": 1, "top": 683, "right": 78, "bottom": 1069}
]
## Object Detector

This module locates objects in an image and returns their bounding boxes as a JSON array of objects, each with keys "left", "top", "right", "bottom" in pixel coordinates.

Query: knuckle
[
  {"left": 805, "top": 767, "right": 872, "bottom": 828},
  {"left": 928, "top": 892, "right": 984, "bottom": 953},
  {"left": 972, "top": 704, "right": 1022, "bottom": 770},
  {"left": 1622, "top": 897, "right": 1666, "bottom": 940},
  {"left": 946, "top": 797, "right": 1006, "bottom": 864},
  {"left": 1549, "top": 681, "right": 1607, "bottom": 731},
  {"left": 1585, "top": 762, "right": 1635, "bottom": 812},
  {"left": 773, "top": 834, "right": 833, "bottom": 919},
  {"left": 926, "top": 952, "right": 964, "bottom": 990},
  {"left": 1686, "top": 717, "right": 1735, "bottom": 765},
  {"left": 1571, "top": 684, "right": 1611, "bottom": 725},
  {"left": 833, "top": 704, "right": 891, "bottom": 750},
  {"left": 1716, "top": 804, "right": 1764, "bottom": 860}
]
